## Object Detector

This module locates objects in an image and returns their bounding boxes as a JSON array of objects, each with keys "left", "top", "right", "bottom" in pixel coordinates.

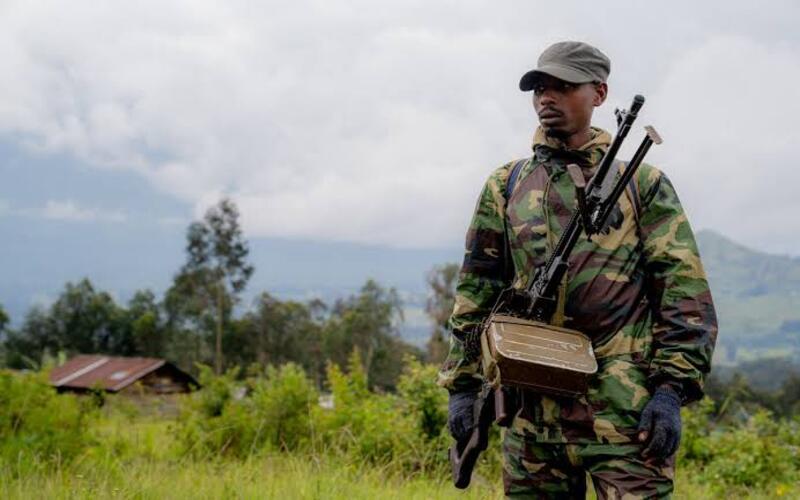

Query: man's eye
[{"left": 533, "top": 82, "right": 575, "bottom": 95}]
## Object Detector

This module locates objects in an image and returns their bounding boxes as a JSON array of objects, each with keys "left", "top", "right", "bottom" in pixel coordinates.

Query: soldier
[{"left": 438, "top": 41, "right": 718, "bottom": 499}]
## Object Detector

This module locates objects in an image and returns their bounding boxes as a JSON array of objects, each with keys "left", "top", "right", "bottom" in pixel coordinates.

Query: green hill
[{"left": 696, "top": 230, "right": 800, "bottom": 364}]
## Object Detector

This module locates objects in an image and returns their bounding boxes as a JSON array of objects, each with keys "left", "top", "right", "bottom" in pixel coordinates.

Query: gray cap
[{"left": 519, "top": 41, "right": 610, "bottom": 91}]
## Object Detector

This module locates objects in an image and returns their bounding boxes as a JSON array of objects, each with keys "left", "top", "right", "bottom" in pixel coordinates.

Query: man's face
[{"left": 531, "top": 74, "right": 607, "bottom": 139}]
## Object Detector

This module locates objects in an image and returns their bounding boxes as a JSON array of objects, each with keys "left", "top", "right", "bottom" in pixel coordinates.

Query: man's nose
[{"left": 535, "top": 90, "right": 558, "bottom": 108}]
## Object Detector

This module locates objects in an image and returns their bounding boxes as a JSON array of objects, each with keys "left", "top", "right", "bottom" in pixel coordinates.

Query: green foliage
[
  {"left": 695, "top": 230, "right": 800, "bottom": 362},
  {"left": 316, "top": 351, "right": 404, "bottom": 463},
  {"left": 679, "top": 398, "right": 800, "bottom": 492},
  {"left": 168, "top": 198, "right": 254, "bottom": 375},
  {"left": 0, "top": 370, "right": 96, "bottom": 467},
  {"left": 1, "top": 361, "right": 799, "bottom": 498},
  {"left": 126, "top": 289, "right": 167, "bottom": 357},
  {"left": 1, "top": 281, "right": 171, "bottom": 369},
  {"left": 0, "top": 304, "right": 8, "bottom": 333},
  {"left": 227, "top": 293, "right": 325, "bottom": 386},
  {"left": 705, "top": 362, "right": 800, "bottom": 420},
  {"left": 323, "top": 280, "right": 419, "bottom": 390},
  {"left": 397, "top": 355, "right": 448, "bottom": 442},
  {"left": 194, "top": 364, "right": 239, "bottom": 418},
  {"left": 248, "top": 363, "right": 317, "bottom": 451},
  {"left": 179, "top": 363, "right": 317, "bottom": 457},
  {"left": 702, "top": 411, "right": 798, "bottom": 490},
  {"left": 424, "top": 263, "right": 459, "bottom": 364}
]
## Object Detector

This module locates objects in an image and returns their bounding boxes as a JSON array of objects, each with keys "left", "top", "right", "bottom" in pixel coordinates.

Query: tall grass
[{"left": 1, "top": 363, "right": 799, "bottom": 499}]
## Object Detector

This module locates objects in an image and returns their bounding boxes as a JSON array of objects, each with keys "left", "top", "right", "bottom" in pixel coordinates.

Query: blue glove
[
  {"left": 448, "top": 391, "right": 478, "bottom": 442},
  {"left": 638, "top": 385, "right": 682, "bottom": 459}
]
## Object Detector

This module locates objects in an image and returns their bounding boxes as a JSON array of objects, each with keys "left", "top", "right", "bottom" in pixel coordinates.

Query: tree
[
  {"left": 0, "top": 304, "right": 10, "bottom": 367},
  {"left": 168, "top": 198, "right": 254, "bottom": 374},
  {"left": 323, "top": 280, "right": 419, "bottom": 390},
  {"left": 2, "top": 279, "right": 134, "bottom": 368},
  {"left": 424, "top": 263, "right": 459, "bottom": 364},
  {"left": 3, "top": 306, "right": 53, "bottom": 368},
  {"left": 226, "top": 293, "right": 325, "bottom": 387},
  {"left": 126, "top": 289, "right": 166, "bottom": 357},
  {"left": 0, "top": 304, "right": 8, "bottom": 334},
  {"left": 48, "top": 279, "right": 130, "bottom": 355}
]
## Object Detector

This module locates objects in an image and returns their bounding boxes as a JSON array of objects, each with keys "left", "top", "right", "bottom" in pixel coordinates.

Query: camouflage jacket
[{"left": 438, "top": 126, "right": 718, "bottom": 444}]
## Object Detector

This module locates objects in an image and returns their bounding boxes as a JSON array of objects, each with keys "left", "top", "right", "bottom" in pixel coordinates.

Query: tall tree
[
  {"left": 168, "top": 198, "right": 254, "bottom": 374},
  {"left": 0, "top": 304, "right": 8, "bottom": 334},
  {"left": 0, "top": 304, "right": 9, "bottom": 367},
  {"left": 323, "top": 280, "right": 419, "bottom": 390},
  {"left": 424, "top": 263, "right": 459, "bottom": 364},
  {"left": 126, "top": 289, "right": 166, "bottom": 357},
  {"left": 226, "top": 293, "right": 325, "bottom": 386},
  {"left": 2, "top": 279, "right": 134, "bottom": 368}
]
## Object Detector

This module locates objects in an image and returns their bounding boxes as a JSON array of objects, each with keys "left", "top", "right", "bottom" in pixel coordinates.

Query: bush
[
  {"left": 680, "top": 398, "right": 800, "bottom": 491},
  {"left": 248, "top": 363, "right": 318, "bottom": 451},
  {"left": 0, "top": 369, "right": 96, "bottom": 467},
  {"left": 397, "top": 356, "right": 448, "bottom": 442},
  {"left": 702, "top": 411, "right": 798, "bottom": 489},
  {"left": 179, "top": 363, "right": 317, "bottom": 458},
  {"left": 315, "top": 351, "right": 417, "bottom": 465}
]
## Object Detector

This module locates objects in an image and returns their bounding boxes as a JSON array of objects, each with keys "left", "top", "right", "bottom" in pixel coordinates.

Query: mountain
[{"left": 696, "top": 230, "right": 800, "bottom": 364}]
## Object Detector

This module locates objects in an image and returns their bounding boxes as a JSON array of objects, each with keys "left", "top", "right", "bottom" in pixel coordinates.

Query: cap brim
[{"left": 519, "top": 65, "right": 596, "bottom": 91}]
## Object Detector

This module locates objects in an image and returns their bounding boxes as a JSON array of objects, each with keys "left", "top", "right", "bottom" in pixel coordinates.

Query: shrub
[
  {"left": 315, "top": 351, "right": 417, "bottom": 464},
  {"left": 0, "top": 369, "right": 96, "bottom": 467},
  {"left": 702, "top": 410, "right": 798, "bottom": 489},
  {"left": 397, "top": 356, "right": 448, "bottom": 442},
  {"left": 248, "top": 363, "right": 318, "bottom": 451},
  {"left": 680, "top": 399, "right": 800, "bottom": 491},
  {"left": 178, "top": 363, "right": 317, "bottom": 458}
]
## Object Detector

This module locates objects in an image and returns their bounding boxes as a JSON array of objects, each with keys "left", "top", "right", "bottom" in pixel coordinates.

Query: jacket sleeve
[
  {"left": 437, "top": 165, "right": 512, "bottom": 392},
  {"left": 639, "top": 167, "right": 718, "bottom": 404}
]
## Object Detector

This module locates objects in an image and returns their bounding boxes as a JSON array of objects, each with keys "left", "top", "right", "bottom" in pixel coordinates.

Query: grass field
[
  {"left": 2, "top": 368, "right": 799, "bottom": 499},
  {"left": 5, "top": 452, "right": 792, "bottom": 500},
  {"left": 1, "top": 413, "right": 793, "bottom": 500}
]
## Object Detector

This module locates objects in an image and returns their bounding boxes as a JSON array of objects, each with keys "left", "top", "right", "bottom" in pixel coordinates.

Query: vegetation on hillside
[{"left": 696, "top": 230, "right": 800, "bottom": 363}]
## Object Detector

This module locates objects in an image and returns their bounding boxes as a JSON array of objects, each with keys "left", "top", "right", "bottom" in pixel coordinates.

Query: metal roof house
[{"left": 49, "top": 355, "right": 199, "bottom": 394}]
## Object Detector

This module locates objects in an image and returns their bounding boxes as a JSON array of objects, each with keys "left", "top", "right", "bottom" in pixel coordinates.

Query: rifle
[{"left": 450, "top": 95, "right": 663, "bottom": 489}]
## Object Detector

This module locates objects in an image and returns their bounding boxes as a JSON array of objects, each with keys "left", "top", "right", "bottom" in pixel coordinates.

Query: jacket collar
[{"left": 531, "top": 126, "right": 611, "bottom": 168}]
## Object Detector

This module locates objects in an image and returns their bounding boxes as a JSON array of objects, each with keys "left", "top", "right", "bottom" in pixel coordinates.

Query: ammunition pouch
[{"left": 482, "top": 314, "right": 598, "bottom": 400}]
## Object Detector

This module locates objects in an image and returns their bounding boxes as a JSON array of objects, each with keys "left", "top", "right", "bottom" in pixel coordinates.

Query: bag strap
[
  {"left": 506, "top": 158, "right": 528, "bottom": 199},
  {"left": 502, "top": 158, "right": 532, "bottom": 282}
]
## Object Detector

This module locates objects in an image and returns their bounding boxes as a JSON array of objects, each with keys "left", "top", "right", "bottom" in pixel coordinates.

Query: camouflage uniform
[{"left": 438, "top": 127, "right": 718, "bottom": 498}]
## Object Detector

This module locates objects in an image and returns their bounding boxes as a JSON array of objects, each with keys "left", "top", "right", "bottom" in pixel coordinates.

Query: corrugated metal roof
[{"left": 49, "top": 355, "right": 169, "bottom": 392}]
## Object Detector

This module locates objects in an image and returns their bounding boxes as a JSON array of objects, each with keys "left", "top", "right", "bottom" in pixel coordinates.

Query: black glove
[
  {"left": 638, "top": 385, "right": 682, "bottom": 460},
  {"left": 448, "top": 390, "right": 479, "bottom": 442}
]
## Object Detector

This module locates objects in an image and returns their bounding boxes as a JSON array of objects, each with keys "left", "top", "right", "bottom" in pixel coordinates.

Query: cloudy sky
[{"left": 1, "top": 1, "right": 799, "bottom": 261}]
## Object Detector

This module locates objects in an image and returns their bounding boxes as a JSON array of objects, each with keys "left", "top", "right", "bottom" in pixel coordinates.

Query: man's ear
[{"left": 593, "top": 82, "right": 608, "bottom": 107}]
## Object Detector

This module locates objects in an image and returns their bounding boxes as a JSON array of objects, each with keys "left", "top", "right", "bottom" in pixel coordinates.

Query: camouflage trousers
[{"left": 503, "top": 428, "right": 675, "bottom": 499}]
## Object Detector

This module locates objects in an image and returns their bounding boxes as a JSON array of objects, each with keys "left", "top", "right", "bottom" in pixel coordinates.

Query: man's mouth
[{"left": 538, "top": 108, "right": 563, "bottom": 120}]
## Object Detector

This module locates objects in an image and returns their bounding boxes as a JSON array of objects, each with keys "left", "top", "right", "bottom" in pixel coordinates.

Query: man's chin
[{"left": 543, "top": 126, "right": 569, "bottom": 139}]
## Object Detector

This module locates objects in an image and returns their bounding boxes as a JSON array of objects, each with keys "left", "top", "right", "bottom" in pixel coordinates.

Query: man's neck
[{"left": 564, "top": 127, "right": 593, "bottom": 150}]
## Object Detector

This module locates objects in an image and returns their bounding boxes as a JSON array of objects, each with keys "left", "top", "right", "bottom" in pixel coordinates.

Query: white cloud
[
  {"left": 41, "top": 200, "right": 126, "bottom": 223},
  {"left": 0, "top": 1, "right": 797, "bottom": 251},
  {"left": 647, "top": 36, "right": 800, "bottom": 254}
]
